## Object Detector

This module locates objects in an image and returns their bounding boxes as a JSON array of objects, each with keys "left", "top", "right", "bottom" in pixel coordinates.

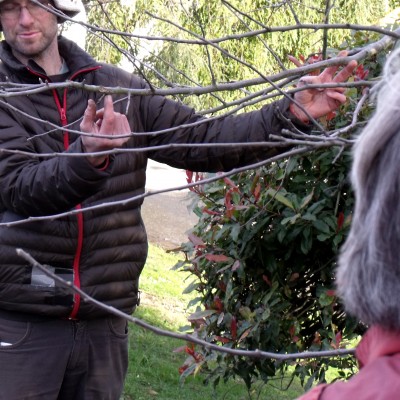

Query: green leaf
[
  {"left": 188, "top": 309, "right": 217, "bottom": 320},
  {"left": 301, "top": 213, "right": 317, "bottom": 222},
  {"left": 266, "top": 188, "right": 295, "bottom": 210},
  {"left": 193, "top": 206, "right": 203, "bottom": 218},
  {"left": 301, "top": 227, "right": 313, "bottom": 254},
  {"left": 182, "top": 280, "right": 200, "bottom": 294},
  {"left": 230, "top": 223, "right": 241, "bottom": 242},
  {"left": 214, "top": 225, "right": 230, "bottom": 241},
  {"left": 333, "top": 233, "right": 344, "bottom": 247},
  {"left": 225, "top": 279, "right": 233, "bottom": 303},
  {"left": 187, "top": 297, "right": 202, "bottom": 308},
  {"left": 261, "top": 308, "right": 271, "bottom": 320},
  {"left": 305, "top": 371, "right": 317, "bottom": 392},
  {"left": 239, "top": 306, "right": 255, "bottom": 321},
  {"left": 277, "top": 228, "right": 286, "bottom": 243},
  {"left": 274, "top": 169, "right": 285, "bottom": 180},
  {"left": 313, "top": 220, "right": 331, "bottom": 234},
  {"left": 281, "top": 213, "right": 301, "bottom": 225},
  {"left": 324, "top": 215, "right": 338, "bottom": 231},
  {"left": 307, "top": 199, "right": 327, "bottom": 214},
  {"left": 286, "top": 157, "right": 299, "bottom": 175},
  {"left": 299, "top": 189, "right": 314, "bottom": 210},
  {"left": 317, "top": 233, "right": 331, "bottom": 242},
  {"left": 319, "top": 292, "right": 335, "bottom": 307}
]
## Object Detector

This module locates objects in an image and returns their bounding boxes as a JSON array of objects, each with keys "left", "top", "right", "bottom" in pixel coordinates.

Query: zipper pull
[
  {"left": 60, "top": 107, "right": 67, "bottom": 126},
  {"left": 60, "top": 107, "right": 70, "bottom": 149}
]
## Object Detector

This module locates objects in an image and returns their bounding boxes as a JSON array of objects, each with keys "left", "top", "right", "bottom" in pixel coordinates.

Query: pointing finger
[
  {"left": 333, "top": 60, "right": 358, "bottom": 83},
  {"left": 101, "top": 95, "right": 114, "bottom": 119},
  {"left": 98, "top": 95, "right": 116, "bottom": 134}
]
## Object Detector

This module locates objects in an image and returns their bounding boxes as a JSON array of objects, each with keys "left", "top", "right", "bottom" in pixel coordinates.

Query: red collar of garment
[{"left": 356, "top": 325, "right": 400, "bottom": 368}]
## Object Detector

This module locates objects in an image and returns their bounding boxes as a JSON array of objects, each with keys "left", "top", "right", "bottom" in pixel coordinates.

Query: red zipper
[
  {"left": 28, "top": 65, "right": 101, "bottom": 319},
  {"left": 51, "top": 91, "right": 83, "bottom": 319}
]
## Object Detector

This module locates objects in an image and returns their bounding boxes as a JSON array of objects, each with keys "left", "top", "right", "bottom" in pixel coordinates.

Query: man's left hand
[{"left": 289, "top": 51, "right": 358, "bottom": 123}]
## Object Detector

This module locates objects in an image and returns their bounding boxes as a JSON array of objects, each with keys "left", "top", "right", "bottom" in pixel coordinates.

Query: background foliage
[{"left": 85, "top": 0, "right": 396, "bottom": 110}]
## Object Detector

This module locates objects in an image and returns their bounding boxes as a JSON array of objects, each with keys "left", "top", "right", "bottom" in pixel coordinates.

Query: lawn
[{"left": 122, "top": 244, "right": 304, "bottom": 400}]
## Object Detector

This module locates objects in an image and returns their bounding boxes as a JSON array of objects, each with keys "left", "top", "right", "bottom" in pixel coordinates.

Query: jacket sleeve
[
  {"left": 137, "top": 80, "right": 310, "bottom": 172},
  {"left": 0, "top": 111, "right": 113, "bottom": 217}
]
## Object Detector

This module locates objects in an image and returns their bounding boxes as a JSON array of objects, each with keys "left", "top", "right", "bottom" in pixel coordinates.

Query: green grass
[{"left": 122, "top": 244, "right": 303, "bottom": 400}]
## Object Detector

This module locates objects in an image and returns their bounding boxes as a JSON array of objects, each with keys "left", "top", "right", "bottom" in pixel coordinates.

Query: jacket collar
[
  {"left": 0, "top": 35, "right": 99, "bottom": 82},
  {"left": 57, "top": 35, "right": 98, "bottom": 73},
  {"left": 356, "top": 325, "right": 400, "bottom": 368}
]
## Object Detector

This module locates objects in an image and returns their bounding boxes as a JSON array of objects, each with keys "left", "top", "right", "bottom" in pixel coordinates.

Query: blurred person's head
[{"left": 337, "top": 46, "right": 400, "bottom": 330}]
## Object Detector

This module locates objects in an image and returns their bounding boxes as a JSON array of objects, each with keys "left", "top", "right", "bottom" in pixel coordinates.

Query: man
[{"left": 0, "top": 0, "right": 357, "bottom": 398}]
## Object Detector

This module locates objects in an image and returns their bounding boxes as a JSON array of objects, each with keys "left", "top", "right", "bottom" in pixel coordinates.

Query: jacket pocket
[{"left": 30, "top": 265, "right": 75, "bottom": 308}]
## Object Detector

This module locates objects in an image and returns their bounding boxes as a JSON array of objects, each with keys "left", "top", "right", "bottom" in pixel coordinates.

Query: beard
[{"left": 2, "top": 18, "right": 59, "bottom": 66}]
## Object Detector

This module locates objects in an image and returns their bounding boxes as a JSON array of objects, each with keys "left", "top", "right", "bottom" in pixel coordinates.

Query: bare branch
[
  {"left": 0, "top": 139, "right": 353, "bottom": 228},
  {"left": 16, "top": 248, "right": 356, "bottom": 361}
]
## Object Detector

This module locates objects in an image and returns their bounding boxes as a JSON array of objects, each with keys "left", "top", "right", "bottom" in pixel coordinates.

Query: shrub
[{"left": 176, "top": 34, "right": 393, "bottom": 390}]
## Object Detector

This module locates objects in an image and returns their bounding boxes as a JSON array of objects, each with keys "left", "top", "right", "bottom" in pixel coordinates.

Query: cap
[
  {"left": 52, "top": 0, "right": 83, "bottom": 18},
  {"left": 0, "top": 0, "right": 83, "bottom": 18},
  {"left": 0, "top": 0, "right": 83, "bottom": 30}
]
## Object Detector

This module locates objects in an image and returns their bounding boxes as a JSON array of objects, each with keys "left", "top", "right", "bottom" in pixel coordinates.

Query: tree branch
[{"left": 16, "top": 248, "right": 356, "bottom": 361}]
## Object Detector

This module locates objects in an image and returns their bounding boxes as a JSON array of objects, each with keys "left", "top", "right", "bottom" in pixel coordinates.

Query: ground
[
  {"left": 140, "top": 160, "right": 198, "bottom": 313},
  {"left": 141, "top": 160, "right": 198, "bottom": 249}
]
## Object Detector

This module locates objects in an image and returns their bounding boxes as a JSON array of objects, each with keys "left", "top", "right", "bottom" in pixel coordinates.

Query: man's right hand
[{"left": 80, "top": 95, "right": 131, "bottom": 166}]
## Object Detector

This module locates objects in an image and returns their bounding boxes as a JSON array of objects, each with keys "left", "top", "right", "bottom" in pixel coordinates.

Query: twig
[{"left": 0, "top": 143, "right": 352, "bottom": 228}]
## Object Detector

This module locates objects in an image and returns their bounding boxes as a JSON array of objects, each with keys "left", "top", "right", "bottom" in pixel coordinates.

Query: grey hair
[{"left": 336, "top": 46, "right": 400, "bottom": 330}]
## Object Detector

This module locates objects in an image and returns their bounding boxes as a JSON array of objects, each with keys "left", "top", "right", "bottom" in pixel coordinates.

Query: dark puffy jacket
[{"left": 0, "top": 36, "right": 302, "bottom": 320}]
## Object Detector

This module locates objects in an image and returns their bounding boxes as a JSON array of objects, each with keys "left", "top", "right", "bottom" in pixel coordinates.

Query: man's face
[{"left": 0, "top": 0, "right": 58, "bottom": 63}]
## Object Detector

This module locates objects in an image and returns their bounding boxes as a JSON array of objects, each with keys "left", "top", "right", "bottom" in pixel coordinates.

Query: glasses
[{"left": 0, "top": 0, "right": 51, "bottom": 19}]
